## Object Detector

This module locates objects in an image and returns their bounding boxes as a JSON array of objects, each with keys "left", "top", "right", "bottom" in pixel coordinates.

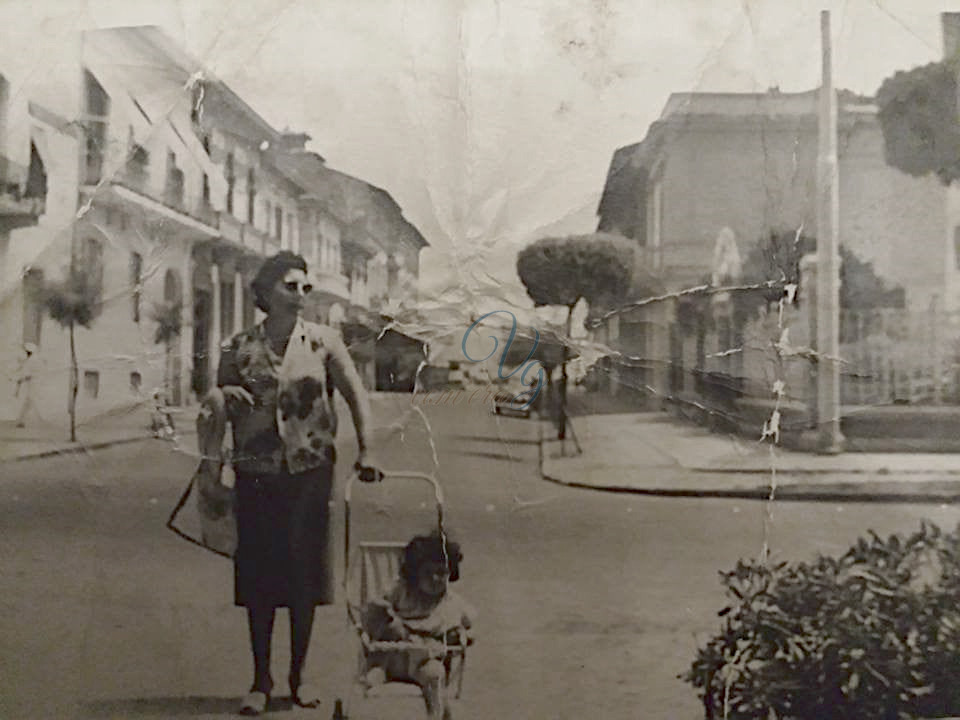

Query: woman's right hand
[{"left": 222, "top": 385, "right": 254, "bottom": 405}]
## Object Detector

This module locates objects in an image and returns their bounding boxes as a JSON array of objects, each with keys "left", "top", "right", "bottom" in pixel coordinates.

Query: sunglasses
[{"left": 283, "top": 281, "right": 313, "bottom": 295}]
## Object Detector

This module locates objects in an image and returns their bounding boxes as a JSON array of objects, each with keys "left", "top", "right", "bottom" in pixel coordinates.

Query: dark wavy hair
[
  {"left": 251, "top": 251, "right": 308, "bottom": 313},
  {"left": 400, "top": 531, "right": 463, "bottom": 586}
]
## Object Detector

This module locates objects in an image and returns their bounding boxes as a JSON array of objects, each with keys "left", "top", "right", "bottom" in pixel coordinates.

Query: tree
[
  {"left": 516, "top": 233, "right": 634, "bottom": 439},
  {"left": 43, "top": 265, "right": 102, "bottom": 442},
  {"left": 733, "top": 230, "right": 816, "bottom": 325},
  {"left": 734, "top": 230, "right": 905, "bottom": 321},
  {"left": 151, "top": 299, "right": 183, "bottom": 403},
  {"left": 877, "top": 60, "right": 960, "bottom": 185}
]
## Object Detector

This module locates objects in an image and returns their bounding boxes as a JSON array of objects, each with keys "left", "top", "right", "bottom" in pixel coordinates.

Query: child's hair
[{"left": 400, "top": 531, "right": 463, "bottom": 586}]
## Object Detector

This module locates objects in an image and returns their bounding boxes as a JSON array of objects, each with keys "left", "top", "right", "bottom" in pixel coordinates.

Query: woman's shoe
[
  {"left": 238, "top": 690, "right": 269, "bottom": 716},
  {"left": 291, "top": 682, "right": 322, "bottom": 708}
]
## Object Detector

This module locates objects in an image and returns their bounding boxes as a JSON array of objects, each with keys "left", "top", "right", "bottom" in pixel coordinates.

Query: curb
[
  {"left": 3, "top": 434, "right": 158, "bottom": 463},
  {"left": 684, "top": 466, "right": 960, "bottom": 476},
  {"left": 536, "top": 431, "right": 960, "bottom": 505},
  {"left": 538, "top": 471, "right": 960, "bottom": 505}
]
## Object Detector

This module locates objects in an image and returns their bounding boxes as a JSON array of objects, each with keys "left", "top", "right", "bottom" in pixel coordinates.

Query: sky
[{"left": 1, "top": 0, "right": 957, "bottom": 334}]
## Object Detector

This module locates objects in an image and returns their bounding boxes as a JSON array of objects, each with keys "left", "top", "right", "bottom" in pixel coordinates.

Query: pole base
[{"left": 816, "top": 426, "right": 845, "bottom": 455}]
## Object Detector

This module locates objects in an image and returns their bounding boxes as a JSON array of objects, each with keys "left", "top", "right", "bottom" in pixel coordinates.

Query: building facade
[
  {"left": 595, "top": 87, "right": 960, "bottom": 411},
  {"left": 0, "top": 26, "right": 427, "bottom": 425}
]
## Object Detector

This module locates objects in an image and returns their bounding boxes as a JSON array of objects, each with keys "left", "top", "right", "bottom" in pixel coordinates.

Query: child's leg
[{"left": 415, "top": 659, "right": 446, "bottom": 719}]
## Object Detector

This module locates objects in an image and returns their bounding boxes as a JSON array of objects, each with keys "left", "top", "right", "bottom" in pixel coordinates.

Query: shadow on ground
[{"left": 80, "top": 695, "right": 279, "bottom": 717}]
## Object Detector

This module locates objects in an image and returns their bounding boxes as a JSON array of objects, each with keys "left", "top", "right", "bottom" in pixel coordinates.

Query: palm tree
[
  {"left": 43, "top": 266, "right": 102, "bottom": 442},
  {"left": 151, "top": 299, "right": 183, "bottom": 404}
]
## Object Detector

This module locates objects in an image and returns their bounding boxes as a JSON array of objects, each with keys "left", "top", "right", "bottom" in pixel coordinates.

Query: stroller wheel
[{"left": 331, "top": 698, "right": 346, "bottom": 720}]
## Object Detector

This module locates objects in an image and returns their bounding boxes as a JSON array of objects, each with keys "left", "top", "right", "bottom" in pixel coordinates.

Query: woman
[
  {"left": 217, "top": 251, "right": 380, "bottom": 715},
  {"left": 14, "top": 343, "right": 38, "bottom": 428}
]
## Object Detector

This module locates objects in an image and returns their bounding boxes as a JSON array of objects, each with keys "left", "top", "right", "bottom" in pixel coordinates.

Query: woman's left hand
[{"left": 355, "top": 452, "right": 384, "bottom": 483}]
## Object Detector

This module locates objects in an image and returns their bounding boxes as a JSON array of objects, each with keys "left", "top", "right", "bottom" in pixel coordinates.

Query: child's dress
[{"left": 363, "top": 582, "right": 475, "bottom": 682}]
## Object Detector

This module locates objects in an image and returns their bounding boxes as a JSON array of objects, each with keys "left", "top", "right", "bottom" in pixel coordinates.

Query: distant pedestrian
[
  {"left": 150, "top": 389, "right": 176, "bottom": 439},
  {"left": 14, "top": 343, "right": 38, "bottom": 428},
  {"left": 216, "top": 251, "right": 383, "bottom": 715}
]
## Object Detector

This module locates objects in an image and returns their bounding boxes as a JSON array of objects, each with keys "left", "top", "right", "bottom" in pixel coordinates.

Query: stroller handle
[{"left": 343, "top": 470, "right": 445, "bottom": 585}]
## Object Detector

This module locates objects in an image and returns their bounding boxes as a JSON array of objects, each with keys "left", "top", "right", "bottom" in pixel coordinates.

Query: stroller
[{"left": 332, "top": 471, "right": 468, "bottom": 720}]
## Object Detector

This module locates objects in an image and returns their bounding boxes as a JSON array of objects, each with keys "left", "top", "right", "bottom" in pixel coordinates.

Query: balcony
[
  {"left": 0, "top": 155, "right": 45, "bottom": 231},
  {"left": 218, "top": 212, "right": 244, "bottom": 246},
  {"left": 192, "top": 201, "right": 218, "bottom": 229},
  {"left": 311, "top": 267, "right": 350, "bottom": 302},
  {"left": 215, "top": 212, "right": 281, "bottom": 256},
  {"left": 244, "top": 223, "right": 279, "bottom": 255}
]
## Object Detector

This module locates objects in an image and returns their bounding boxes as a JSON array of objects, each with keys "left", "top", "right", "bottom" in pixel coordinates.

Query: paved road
[{"left": 2, "top": 398, "right": 958, "bottom": 719}]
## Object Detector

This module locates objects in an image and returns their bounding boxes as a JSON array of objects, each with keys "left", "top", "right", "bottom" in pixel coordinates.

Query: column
[
  {"left": 181, "top": 251, "right": 194, "bottom": 405},
  {"left": 234, "top": 270, "right": 244, "bottom": 334},
  {"left": 210, "top": 263, "right": 221, "bottom": 388}
]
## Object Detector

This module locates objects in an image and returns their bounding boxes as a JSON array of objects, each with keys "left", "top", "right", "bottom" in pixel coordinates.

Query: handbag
[{"left": 166, "top": 388, "right": 237, "bottom": 558}]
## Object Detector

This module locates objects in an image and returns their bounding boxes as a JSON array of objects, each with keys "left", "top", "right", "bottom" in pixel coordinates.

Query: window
[
  {"left": 126, "top": 126, "right": 149, "bottom": 189},
  {"left": 84, "top": 70, "right": 109, "bottom": 116},
  {"left": 265, "top": 200, "right": 272, "bottom": 233},
  {"left": 165, "top": 150, "right": 184, "bottom": 209},
  {"left": 287, "top": 212, "right": 294, "bottom": 250},
  {"left": 220, "top": 279, "right": 235, "bottom": 340},
  {"left": 202, "top": 173, "right": 210, "bottom": 206},
  {"left": 25, "top": 142, "right": 46, "bottom": 200},
  {"left": 22, "top": 267, "right": 44, "bottom": 346},
  {"left": 83, "top": 370, "right": 100, "bottom": 399},
  {"left": 225, "top": 152, "right": 235, "bottom": 214},
  {"left": 130, "top": 371, "right": 142, "bottom": 393},
  {"left": 130, "top": 252, "right": 142, "bottom": 322},
  {"left": 78, "top": 237, "right": 104, "bottom": 294},
  {"left": 82, "top": 70, "right": 109, "bottom": 184},
  {"left": 275, "top": 205, "right": 283, "bottom": 241},
  {"left": 247, "top": 168, "right": 256, "bottom": 224}
]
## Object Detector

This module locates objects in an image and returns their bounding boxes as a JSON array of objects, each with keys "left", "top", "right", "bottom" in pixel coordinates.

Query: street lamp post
[{"left": 816, "top": 10, "right": 844, "bottom": 453}]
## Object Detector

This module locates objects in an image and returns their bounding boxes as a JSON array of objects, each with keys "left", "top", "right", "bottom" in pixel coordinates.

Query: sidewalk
[
  {"left": 0, "top": 404, "right": 196, "bottom": 462},
  {"left": 540, "top": 413, "right": 960, "bottom": 502},
  {"left": 0, "top": 392, "right": 410, "bottom": 463}
]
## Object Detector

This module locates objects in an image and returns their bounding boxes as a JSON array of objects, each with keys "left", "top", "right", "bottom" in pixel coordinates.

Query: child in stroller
[{"left": 361, "top": 532, "right": 474, "bottom": 719}]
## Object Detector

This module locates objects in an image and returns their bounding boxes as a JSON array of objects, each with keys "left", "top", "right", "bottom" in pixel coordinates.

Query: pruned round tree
[
  {"left": 516, "top": 232, "right": 634, "bottom": 439},
  {"left": 877, "top": 60, "right": 960, "bottom": 185}
]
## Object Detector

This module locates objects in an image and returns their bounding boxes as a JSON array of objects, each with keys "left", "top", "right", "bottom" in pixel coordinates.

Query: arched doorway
[{"left": 163, "top": 269, "right": 183, "bottom": 405}]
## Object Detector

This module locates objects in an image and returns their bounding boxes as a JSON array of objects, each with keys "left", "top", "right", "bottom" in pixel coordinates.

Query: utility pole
[{"left": 816, "top": 10, "right": 844, "bottom": 453}]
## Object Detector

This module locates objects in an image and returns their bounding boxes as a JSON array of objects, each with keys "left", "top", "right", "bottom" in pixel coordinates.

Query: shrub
[{"left": 684, "top": 522, "right": 960, "bottom": 719}]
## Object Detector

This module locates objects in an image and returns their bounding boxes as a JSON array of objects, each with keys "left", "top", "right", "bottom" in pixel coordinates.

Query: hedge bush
[{"left": 685, "top": 522, "right": 960, "bottom": 719}]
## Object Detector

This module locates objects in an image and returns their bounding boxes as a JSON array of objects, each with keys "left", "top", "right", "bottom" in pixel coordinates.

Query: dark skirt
[{"left": 234, "top": 454, "right": 335, "bottom": 608}]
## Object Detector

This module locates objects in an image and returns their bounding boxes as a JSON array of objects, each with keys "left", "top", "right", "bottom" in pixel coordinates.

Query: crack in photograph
[{"left": 3, "top": 2, "right": 960, "bottom": 719}]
